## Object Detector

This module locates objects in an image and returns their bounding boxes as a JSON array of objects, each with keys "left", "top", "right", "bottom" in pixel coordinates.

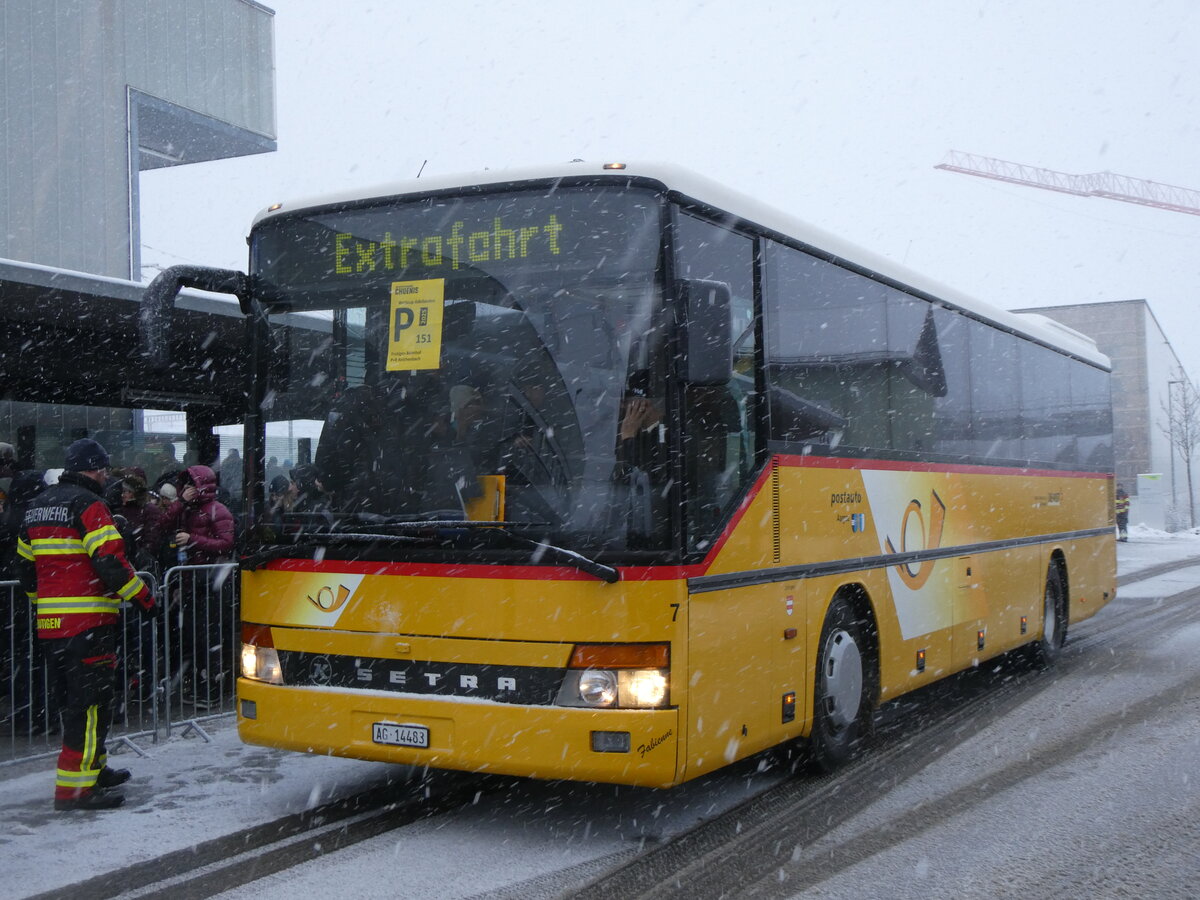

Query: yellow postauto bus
[{"left": 148, "top": 162, "right": 1115, "bottom": 787}]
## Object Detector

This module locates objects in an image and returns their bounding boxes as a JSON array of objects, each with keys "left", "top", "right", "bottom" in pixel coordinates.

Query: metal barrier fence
[{"left": 1, "top": 563, "right": 239, "bottom": 765}]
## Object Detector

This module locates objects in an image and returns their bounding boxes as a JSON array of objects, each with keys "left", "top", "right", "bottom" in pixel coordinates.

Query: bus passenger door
[{"left": 685, "top": 583, "right": 803, "bottom": 780}]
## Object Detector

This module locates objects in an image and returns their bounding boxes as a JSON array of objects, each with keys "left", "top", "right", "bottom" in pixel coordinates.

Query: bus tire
[
  {"left": 1031, "top": 560, "right": 1067, "bottom": 668},
  {"left": 808, "top": 596, "right": 874, "bottom": 772}
]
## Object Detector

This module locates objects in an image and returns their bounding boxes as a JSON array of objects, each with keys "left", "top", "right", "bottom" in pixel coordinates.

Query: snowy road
[{"left": 3, "top": 527, "right": 1198, "bottom": 899}]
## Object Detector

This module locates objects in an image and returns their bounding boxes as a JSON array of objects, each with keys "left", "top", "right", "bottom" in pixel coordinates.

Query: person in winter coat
[
  {"left": 162, "top": 465, "right": 235, "bottom": 705},
  {"left": 113, "top": 475, "right": 167, "bottom": 575},
  {"left": 1, "top": 469, "right": 49, "bottom": 733},
  {"left": 17, "top": 439, "right": 156, "bottom": 811},
  {"left": 163, "top": 465, "right": 235, "bottom": 564},
  {"left": 0, "top": 441, "right": 17, "bottom": 496},
  {"left": 219, "top": 448, "right": 243, "bottom": 508},
  {"left": 0, "top": 469, "right": 46, "bottom": 578}
]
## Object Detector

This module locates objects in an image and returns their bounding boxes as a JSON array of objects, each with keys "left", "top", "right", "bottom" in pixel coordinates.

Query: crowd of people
[{"left": 0, "top": 440, "right": 246, "bottom": 583}]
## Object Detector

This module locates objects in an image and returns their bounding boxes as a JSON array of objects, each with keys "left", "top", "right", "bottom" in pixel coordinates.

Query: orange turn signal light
[
  {"left": 241, "top": 623, "right": 274, "bottom": 648},
  {"left": 568, "top": 643, "right": 668, "bottom": 669}
]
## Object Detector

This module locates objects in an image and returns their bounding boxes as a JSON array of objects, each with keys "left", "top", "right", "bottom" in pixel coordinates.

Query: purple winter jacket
[{"left": 164, "top": 465, "right": 235, "bottom": 564}]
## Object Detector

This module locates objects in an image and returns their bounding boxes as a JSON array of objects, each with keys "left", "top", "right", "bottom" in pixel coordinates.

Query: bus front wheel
[{"left": 808, "top": 597, "right": 875, "bottom": 772}]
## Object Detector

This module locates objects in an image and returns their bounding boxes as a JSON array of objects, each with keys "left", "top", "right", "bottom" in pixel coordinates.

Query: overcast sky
[{"left": 140, "top": 0, "right": 1200, "bottom": 376}]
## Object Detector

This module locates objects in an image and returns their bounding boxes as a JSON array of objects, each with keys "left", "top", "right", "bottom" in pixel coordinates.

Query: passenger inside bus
[{"left": 613, "top": 371, "right": 670, "bottom": 543}]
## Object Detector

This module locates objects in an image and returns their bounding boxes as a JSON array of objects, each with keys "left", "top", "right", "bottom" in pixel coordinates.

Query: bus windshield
[{"left": 249, "top": 184, "right": 670, "bottom": 554}]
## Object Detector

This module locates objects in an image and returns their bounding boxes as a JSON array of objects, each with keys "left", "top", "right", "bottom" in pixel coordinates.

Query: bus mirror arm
[{"left": 141, "top": 264, "right": 251, "bottom": 370}]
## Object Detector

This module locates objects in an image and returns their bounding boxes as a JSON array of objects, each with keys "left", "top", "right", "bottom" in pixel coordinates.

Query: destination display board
[{"left": 251, "top": 185, "right": 661, "bottom": 307}]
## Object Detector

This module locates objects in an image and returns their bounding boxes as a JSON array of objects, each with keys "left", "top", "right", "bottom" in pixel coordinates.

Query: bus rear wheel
[
  {"left": 1031, "top": 561, "right": 1067, "bottom": 667},
  {"left": 808, "top": 597, "right": 874, "bottom": 772}
]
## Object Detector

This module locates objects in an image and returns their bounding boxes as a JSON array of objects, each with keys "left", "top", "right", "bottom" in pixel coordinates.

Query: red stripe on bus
[{"left": 773, "top": 454, "right": 1112, "bottom": 479}]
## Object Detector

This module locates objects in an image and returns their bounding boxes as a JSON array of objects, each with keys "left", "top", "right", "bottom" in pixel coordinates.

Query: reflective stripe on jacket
[{"left": 17, "top": 471, "right": 154, "bottom": 639}]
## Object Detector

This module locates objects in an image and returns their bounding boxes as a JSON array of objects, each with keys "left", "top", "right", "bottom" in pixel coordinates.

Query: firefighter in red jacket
[
  {"left": 17, "top": 439, "right": 156, "bottom": 811},
  {"left": 1115, "top": 484, "right": 1131, "bottom": 542}
]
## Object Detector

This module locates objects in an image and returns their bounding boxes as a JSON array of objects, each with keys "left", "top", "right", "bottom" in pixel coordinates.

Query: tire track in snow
[
  {"left": 742, "top": 670, "right": 1200, "bottom": 897},
  {"left": 568, "top": 665, "right": 1055, "bottom": 899},
  {"left": 27, "top": 772, "right": 494, "bottom": 900}
]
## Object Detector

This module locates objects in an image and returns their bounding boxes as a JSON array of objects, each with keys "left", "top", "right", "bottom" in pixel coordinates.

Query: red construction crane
[{"left": 935, "top": 151, "right": 1200, "bottom": 216}]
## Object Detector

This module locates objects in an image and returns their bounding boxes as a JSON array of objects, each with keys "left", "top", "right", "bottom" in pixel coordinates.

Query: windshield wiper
[
  {"left": 242, "top": 532, "right": 428, "bottom": 570},
  {"left": 452, "top": 524, "right": 620, "bottom": 584},
  {"left": 524, "top": 538, "right": 620, "bottom": 584},
  {"left": 243, "top": 521, "right": 619, "bottom": 584}
]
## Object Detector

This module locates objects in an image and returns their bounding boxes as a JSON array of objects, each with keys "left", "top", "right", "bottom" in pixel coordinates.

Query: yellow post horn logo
[
  {"left": 308, "top": 584, "right": 352, "bottom": 613},
  {"left": 885, "top": 490, "right": 946, "bottom": 590}
]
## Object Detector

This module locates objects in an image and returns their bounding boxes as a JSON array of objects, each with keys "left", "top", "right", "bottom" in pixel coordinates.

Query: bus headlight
[
  {"left": 556, "top": 643, "right": 671, "bottom": 709},
  {"left": 241, "top": 623, "right": 283, "bottom": 684},
  {"left": 578, "top": 669, "right": 618, "bottom": 707},
  {"left": 240, "top": 643, "right": 283, "bottom": 684},
  {"left": 623, "top": 668, "right": 668, "bottom": 707}
]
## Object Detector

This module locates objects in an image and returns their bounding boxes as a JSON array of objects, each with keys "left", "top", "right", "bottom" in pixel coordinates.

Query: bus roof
[{"left": 251, "top": 160, "right": 1109, "bottom": 369}]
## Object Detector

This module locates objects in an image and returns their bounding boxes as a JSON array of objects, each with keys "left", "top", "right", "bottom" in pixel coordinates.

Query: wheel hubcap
[
  {"left": 1044, "top": 583, "right": 1058, "bottom": 646},
  {"left": 822, "top": 629, "right": 863, "bottom": 729}
]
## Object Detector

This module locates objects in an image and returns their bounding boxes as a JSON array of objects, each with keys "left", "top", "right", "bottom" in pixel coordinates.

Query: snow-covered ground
[
  {"left": 2, "top": 527, "right": 1198, "bottom": 899},
  {"left": 1114, "top": 522, "right": 1200, "bottom": 575},
  {"left": 782, "top": 527, "right": 1200, "bottom": 898}
]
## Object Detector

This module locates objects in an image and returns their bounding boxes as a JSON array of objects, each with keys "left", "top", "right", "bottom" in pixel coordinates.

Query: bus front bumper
[{"left": 237, "top": 679, "right": 682, "bottom": 788}]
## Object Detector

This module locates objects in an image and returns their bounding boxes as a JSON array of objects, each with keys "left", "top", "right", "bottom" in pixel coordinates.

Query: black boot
[
  {"left": 54, "top": 787, "right": 126, "bottom": 811},
  {"left": 97, "top": 766, "right": 131, "bottom": 788}
]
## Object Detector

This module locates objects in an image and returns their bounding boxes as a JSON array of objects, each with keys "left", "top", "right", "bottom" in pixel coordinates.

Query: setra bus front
[{"left": 234, "top": 170, "right": 745, "bottom": 787}]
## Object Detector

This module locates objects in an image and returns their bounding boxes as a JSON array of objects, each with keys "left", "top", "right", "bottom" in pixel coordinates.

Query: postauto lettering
[{"left": 334, "top": 214, "right": 564, "bottom": 275}]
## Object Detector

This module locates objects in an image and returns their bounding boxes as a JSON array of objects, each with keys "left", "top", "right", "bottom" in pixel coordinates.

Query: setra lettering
[{"left": 375, "top": 668, "right": 519, "bottom": 692}]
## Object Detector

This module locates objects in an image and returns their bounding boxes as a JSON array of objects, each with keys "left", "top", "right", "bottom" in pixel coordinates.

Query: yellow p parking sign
[{"left": 387, "top": 279, "right": 445, "bottom": 371}]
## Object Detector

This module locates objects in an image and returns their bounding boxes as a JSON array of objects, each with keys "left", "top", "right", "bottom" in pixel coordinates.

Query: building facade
[
  {"left": 0, "top": 0, "right": 275, "bottom": 280},
  {"left": 0, "top": 0, "right": 274, "bottom": 489}
]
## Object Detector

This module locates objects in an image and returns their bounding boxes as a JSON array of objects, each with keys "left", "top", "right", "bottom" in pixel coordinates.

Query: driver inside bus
[
  {"left": 615, "top": 371, "right": 667, "bottom": 480},
  {"left": 613, "top": 371, "right": 670, "bottom": 542}
]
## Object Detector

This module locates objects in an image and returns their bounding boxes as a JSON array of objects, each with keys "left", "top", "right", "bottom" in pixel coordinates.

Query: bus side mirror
[{"left": 680, "top": 279, "right": 733, "bottom": 385}]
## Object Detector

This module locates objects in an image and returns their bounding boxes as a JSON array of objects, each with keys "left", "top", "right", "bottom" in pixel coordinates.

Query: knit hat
[
  {"left": 64, "top": 438, "right": 110, "bottom": 472},
  {"left": 122, "top": 474, "right": 149, "bottom": 501}
]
